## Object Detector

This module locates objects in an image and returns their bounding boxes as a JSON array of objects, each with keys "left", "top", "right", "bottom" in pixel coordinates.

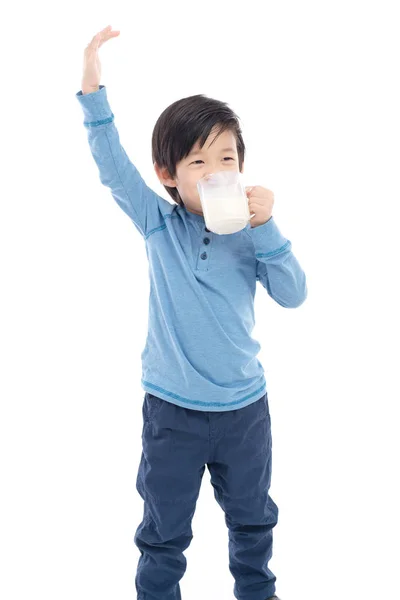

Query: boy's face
[{"left": 154, "top": 126, "right": 244, "bottom": 216}]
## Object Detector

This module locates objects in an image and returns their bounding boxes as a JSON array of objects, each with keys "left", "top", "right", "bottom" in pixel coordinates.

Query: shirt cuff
[
  {"left": 246, "top": 216, "right": 291, "bottom": 257},
  {"left": 75, "top": 85, "right": 114, "bottom": 128}
]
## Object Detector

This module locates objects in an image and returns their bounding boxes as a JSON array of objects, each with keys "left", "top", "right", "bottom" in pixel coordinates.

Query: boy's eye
[{"left": 191, "top": 157, "right": 234, "bottom": 165}]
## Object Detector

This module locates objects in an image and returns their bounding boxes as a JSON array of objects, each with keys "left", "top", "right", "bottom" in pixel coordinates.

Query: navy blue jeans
[{"left": 134, "top": 391, "right": 279, "bottom": 600}]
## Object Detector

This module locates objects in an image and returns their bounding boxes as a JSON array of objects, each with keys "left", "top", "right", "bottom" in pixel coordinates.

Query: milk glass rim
[{"left": 197, "top": 170, "right": 243, "bottom": 185}]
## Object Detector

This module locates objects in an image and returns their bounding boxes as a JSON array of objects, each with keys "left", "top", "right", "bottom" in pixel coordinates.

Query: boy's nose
[{"left": 199, "top": 173, "right": 212, "bottom": 183}]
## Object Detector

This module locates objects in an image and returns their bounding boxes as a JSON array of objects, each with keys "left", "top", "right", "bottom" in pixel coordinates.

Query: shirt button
[
  {"left": 203, "top": 237, "right": 210, "bottom": 245},
  {"left": 200, "top": 252, "right": 207, "bottom": 260}
]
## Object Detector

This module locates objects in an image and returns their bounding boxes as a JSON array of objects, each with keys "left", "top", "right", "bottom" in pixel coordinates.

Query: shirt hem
[{"left": 141, "top": 379, "right": 267, "bottom": 412}]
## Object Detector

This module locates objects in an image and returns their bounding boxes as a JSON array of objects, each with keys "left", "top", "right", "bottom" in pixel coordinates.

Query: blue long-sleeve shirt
[{"left": 75, "top": 85, "right": 307, "bottom": 411}]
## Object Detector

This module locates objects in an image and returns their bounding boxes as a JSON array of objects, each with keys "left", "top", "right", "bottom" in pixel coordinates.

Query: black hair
[{"left": 151, "top": 94, "right": 246, "bottom": 205}]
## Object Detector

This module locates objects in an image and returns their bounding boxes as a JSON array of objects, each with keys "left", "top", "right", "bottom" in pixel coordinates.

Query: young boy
[{"left": 76, "top": 26, "right": 307, "bottom": 600}]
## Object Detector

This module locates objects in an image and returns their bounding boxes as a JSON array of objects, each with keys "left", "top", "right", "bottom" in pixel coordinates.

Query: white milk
[{"left": 203, "top": 194, "right": 248, "bottom": 234}]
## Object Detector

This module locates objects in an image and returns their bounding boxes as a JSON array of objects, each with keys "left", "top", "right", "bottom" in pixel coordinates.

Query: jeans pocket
[
  {"left": 143, "top": 392, "right": 164, "bottom": 423},
  {"left": 261, "top": 392, "right": 270, "bottom": 419}
]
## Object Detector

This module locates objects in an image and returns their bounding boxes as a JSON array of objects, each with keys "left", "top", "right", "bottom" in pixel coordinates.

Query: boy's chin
[{"left": 182, "top": 202, "right": 203, "bottom": 216}]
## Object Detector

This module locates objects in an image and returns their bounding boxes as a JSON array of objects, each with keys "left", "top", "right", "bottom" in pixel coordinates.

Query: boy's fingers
[
  {"left": 92, "top": 28, "right": 119, "bottom": 48},
  {"left": 85, "top": 27, "right": 119, "bottom": 55}
]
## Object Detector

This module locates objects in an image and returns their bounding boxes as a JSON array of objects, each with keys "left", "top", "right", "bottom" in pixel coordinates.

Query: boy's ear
[{"left": 154, "top": 162, "right": 177, "bottom": 187}]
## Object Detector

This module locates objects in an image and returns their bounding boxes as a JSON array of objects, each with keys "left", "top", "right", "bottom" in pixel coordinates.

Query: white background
[{"left": 1, "top": 1, "right": 399, "bottom": 599}]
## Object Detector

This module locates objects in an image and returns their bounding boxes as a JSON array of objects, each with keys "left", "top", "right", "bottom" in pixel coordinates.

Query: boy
[{"left": 76, "top": 26, "right": 307, "bottom": 600}]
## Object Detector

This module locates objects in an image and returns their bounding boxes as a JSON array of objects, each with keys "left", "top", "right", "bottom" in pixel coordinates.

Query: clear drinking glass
[{"left": 197, "top": 170, "right": 255, "bottom": 234}]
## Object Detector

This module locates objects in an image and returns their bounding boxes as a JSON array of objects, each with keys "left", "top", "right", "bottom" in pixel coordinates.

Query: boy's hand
[
  {"left": 245, "top": 186, "right": 274, "bottom": 228},
  {"left": 81, "top": 25, "right": 120, "bottom": 93}
]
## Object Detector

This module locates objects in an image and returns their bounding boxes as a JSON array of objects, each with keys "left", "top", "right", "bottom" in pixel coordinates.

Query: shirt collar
[{"left": 179, "top": 204, "right": 206, "bottom": 230}]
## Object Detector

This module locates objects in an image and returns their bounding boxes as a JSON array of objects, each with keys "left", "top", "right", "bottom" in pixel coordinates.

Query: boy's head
[{"left": 152, "top": 94, "right": 245, "bottom": 216}]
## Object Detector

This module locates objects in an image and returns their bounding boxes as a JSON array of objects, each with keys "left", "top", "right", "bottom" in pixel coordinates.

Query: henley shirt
[{"left": 75, "top": 84, "right": 308, "bottom": 412}]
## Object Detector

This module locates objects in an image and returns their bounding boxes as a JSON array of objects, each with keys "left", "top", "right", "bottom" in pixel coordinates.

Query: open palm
[{"left": 82, "top": 25, "right": 120, "bottom": 91}]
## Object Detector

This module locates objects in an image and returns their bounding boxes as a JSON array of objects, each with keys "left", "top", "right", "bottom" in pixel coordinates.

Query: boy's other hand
[
  {"left": 245, "top": 186, "right": 274, "bottom": 228},
  {"left": 81, "top": 25, "right": 120, "bottom": 94}
]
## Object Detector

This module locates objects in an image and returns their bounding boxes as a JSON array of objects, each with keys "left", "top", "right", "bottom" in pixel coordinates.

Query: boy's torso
[{"left": 140, "top": 202, "right": 267, "bottom": 412}]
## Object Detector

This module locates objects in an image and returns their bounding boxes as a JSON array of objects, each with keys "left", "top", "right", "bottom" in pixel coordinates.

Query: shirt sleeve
[
  {"left": 246, "top": 217, "right": 308, "bottom": 308},
  {"left": 75, "top": 85, "right": 173, "bottom": 238}
]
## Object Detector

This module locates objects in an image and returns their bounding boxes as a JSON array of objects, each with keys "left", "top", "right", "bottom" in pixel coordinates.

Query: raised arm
[{"left": 76, "top": 26, "right": 171, "bottom": 237}]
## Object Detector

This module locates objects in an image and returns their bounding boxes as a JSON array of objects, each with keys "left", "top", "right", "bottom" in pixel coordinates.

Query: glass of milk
[{"left": 197, "top": 170, "right": 255, "bottom": 234}]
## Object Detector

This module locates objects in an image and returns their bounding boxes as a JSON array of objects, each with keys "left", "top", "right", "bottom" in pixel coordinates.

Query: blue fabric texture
[
  {"left": 135, "top": 390, "right": 278, "bottom": 599},
  {"left": 75, "top": 85, "right": 307, "bottom": 411}
]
